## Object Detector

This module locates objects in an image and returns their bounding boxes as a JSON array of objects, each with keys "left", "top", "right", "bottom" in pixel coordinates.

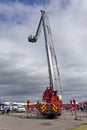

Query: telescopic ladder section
[{"left": 28, "top": 10, "right": 62, "bottom": 94}]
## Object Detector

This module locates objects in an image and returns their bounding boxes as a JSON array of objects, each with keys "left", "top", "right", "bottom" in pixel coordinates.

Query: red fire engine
[{"left": 28, "top": 10, "right": 62, "bottom": 118}]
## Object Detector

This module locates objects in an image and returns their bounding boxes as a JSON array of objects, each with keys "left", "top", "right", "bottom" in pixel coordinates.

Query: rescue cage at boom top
[{"left": 28, "top": 10, "right": 62, "bottom": 117}]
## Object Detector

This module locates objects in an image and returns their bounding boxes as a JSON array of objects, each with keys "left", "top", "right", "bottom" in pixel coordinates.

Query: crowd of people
[
  {"left": 2, "top": 105, "right": 10, "bottom": 114},
  {"left": 77, "top": 102, "right": 87, "bottom": 112}
]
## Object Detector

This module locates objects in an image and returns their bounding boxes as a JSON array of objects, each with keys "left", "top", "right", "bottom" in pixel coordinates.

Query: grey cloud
[{"left": 0, "top": 0, "right": 87, "bottom": 102}]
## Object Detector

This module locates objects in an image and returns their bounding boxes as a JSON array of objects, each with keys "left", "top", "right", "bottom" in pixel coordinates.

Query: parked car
[{"left": 16, "top": 106, "right": 25, "bottom": 112}]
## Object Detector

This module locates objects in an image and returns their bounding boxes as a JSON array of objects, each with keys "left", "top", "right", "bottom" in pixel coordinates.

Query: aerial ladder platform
[{"left": 27, "top": 10, "right": 62, "bottom": 118}]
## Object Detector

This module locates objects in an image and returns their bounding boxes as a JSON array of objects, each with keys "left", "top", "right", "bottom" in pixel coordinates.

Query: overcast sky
[{"left": 0, "top": 0, "right": 87, "bottom": 103}]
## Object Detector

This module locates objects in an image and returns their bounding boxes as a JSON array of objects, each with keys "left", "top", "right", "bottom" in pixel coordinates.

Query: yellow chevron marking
[
  {"left": 41, "top": 104, "right": 46, "bottom": 112},
  {"left": 42, "top": 107, "right": 46, "bottom": 112},
  {"left": 52, "top": 104, "right": 58, "bottom": 109},
  {"left": 52, "top": 104, "right": 58, "bottom": 112},
  {"left": 41, "top": 104, "right": 46, "bottom": 109},
  {"left": 52, "top": 107, "right": 57, "bottom": 112}
]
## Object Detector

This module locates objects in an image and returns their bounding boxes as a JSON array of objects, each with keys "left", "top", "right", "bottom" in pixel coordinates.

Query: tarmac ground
[{"left": 0, "top": 111, "right": 87, "bottom": 130}]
